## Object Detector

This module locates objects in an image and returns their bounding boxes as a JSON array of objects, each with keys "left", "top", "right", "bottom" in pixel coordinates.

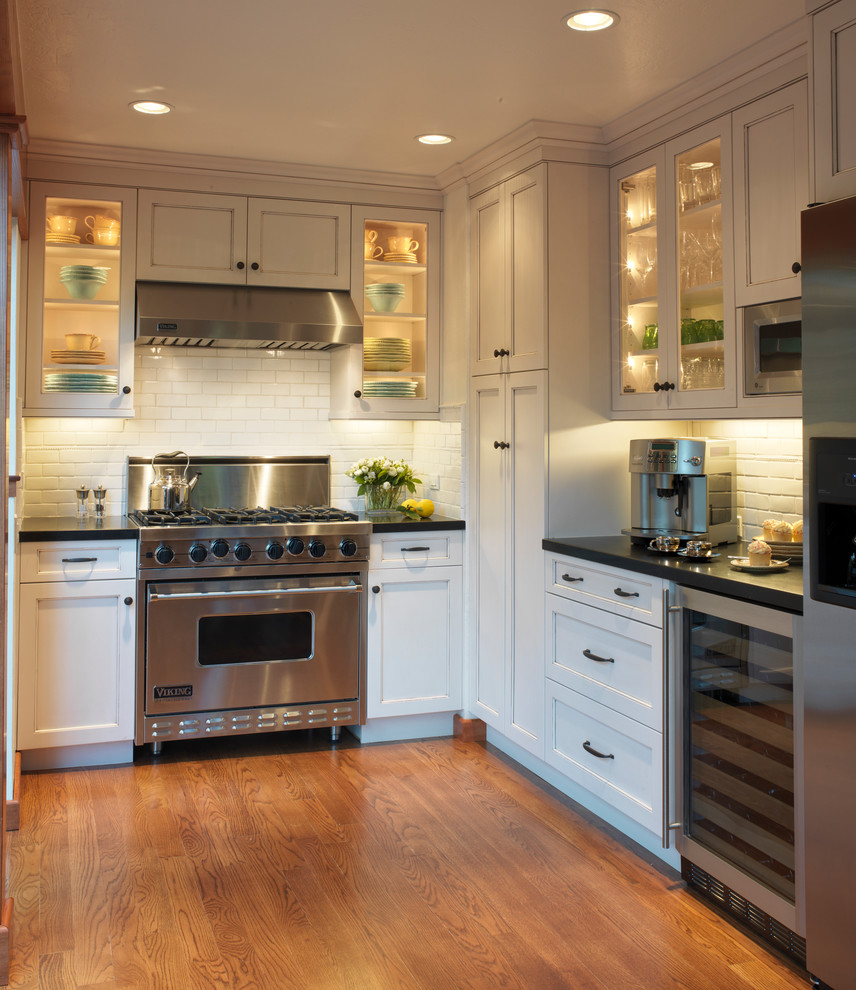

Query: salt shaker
[
  {"left": 93, "top": 485, "right": 107, "bottom": 518},
  {"left": 75, "top": 485, "right": 90, "bottom": 520}
]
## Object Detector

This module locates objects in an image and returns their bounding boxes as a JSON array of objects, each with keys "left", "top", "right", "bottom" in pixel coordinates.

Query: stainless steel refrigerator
[{"left": 802, "top": 193, "right": 856, "bottom": 990}]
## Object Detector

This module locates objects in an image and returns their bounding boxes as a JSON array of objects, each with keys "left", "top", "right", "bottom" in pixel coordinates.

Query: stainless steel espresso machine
[{"left": 624, "top": 437, "right": 738, "bottom": 546}]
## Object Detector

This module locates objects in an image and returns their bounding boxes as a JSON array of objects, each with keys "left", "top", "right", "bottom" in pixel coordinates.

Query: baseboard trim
[
  {"left": 5, "top": 753, "right": 20, "bottom": 831},
  {"left": 0, "top": 896, "right": 13, "bottom": 984}
]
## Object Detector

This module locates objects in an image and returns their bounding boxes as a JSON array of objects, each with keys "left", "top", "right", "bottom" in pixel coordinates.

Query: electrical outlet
[{"left": 428, "top": 474, "right": 440, "bottom": 491}]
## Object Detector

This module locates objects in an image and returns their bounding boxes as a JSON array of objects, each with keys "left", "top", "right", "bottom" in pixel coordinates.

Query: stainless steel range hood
[{"left": 135, "top": 281, "right": 362, "bottom": 350}]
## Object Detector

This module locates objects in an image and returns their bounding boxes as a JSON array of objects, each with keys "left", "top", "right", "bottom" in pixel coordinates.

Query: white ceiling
[{"left": 16, "top": 0, "right": 807, "bottom": 180}]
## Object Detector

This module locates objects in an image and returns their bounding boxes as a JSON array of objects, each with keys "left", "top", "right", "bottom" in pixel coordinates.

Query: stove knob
[
  {"left": 308, "top": 539, "right": 326, "bottom": 558},
  {"left": 234, "top": 542, "right": 252, "bottom": 562},
  {"left": 266, "top": 541, "right": 285, "bottom": 560},
  {"left": 339, "top": 538, "right": 358, "bottom": 558},
  {"left": 211, "top": 539, "right": 230, "bottom": 559},
  {"left": 286, "top": 537, "right": 305, "bottom": 556},
  {"left": 189, "top": 543, "right": 208, "bottom": 563},
  {"left": 155, "top": 544, "right": 175, "bottom": 565}
]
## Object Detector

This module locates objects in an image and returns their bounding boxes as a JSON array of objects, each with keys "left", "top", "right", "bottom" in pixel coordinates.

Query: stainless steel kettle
[{"left": 149, "top": 450, "right": 199, "bottom": 511}]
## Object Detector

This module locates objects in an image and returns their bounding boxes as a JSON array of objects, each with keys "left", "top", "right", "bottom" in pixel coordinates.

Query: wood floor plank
[{"left": 6, "top": 734, "right": 808, "bottom": 990}]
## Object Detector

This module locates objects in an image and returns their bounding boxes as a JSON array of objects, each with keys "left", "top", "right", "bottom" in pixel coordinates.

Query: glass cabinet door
[
  {"left": 618, "top": 164, "right": 660, "bottom": 396},
  {"left": 25, "top": 182, "right": 136, "bottom": 416},
  {"left": 361, "top": 218, "right": 429, "bottom": 403},
  {"left": 675, "top": 138, "right": 726, "bottom": 396}
]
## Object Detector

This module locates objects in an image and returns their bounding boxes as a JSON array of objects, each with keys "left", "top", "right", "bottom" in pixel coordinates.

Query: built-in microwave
[{"left": 742, "top": 297, "right": 801, "bottom": 396}]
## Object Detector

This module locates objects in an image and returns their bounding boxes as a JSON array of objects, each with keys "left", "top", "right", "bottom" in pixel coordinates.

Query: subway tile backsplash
[
  {"left": 22, "top": 348, "right": 463, "bottom": 519},
  {"left": 692, "top": 419, "right": 803, "bottom": 538}
]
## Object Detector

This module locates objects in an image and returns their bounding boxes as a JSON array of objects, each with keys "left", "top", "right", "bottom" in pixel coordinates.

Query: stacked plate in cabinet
[
  {"left": 50, "top": 348, "right": 107, "bottom": 365},
  {"left": 361, "top": 380, "right": 418, "bottom": 398},
  {"left": 43, "top": 371, "right": 118, "bottom": 393},
  {"left": 364, "top": 337, "right": 411, "bottom": 371}
]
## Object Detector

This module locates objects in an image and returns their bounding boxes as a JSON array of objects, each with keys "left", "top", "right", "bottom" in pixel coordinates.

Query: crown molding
[
  {"left": 602, "top": 18, "right": 809, "bottom": 155},
  {"left": 26, "top": 137, "right": 444, "bottom": 197}
]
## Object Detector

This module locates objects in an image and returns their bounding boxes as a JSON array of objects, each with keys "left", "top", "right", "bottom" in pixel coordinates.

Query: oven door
[{"left": 144, "top": 573, "right": 363, "bottom": 715}]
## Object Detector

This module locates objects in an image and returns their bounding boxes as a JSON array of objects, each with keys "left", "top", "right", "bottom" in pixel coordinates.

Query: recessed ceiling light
[
  {"left": 415, "top": 133, "right": 454, "bottom": 146},
  {"left": 129, "top": 100, "right": 173, "bottom": 115},
  {"left": 563, "top": 9, "right": 619, "bottom": 31}
]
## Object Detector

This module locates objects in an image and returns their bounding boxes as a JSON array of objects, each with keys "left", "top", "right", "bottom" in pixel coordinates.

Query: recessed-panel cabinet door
[{"left": 812, "top": 0, "right": 856, "bottom": 202}]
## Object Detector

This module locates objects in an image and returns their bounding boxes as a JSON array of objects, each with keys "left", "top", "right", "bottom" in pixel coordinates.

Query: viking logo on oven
[{"left": 154, "top": 684, "right": 193, "bottom": 700}]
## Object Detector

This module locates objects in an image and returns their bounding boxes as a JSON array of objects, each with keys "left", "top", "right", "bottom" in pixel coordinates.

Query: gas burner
[
  {"left": 202, "top": 507, "right": 290, "bottom": 525},
  {"left": 132, "top": 508, "right": 211, "bottom": 527},
  {"left": 272, "top": 505, "right": 359, "bottom": 522}
]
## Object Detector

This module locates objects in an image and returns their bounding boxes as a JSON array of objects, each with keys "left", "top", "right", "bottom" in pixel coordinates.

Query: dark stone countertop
[
  {"left": 367, "top": 513, "right": 465, "bottom": 533},
  {"left": 542, "top": 534, "right": 803, "bottom": 614},
  {"left": 19, "top": 515, "right": 140, "bottom": 542}
]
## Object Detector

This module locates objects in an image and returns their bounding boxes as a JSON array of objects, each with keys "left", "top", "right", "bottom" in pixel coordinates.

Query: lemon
[
  {"left": 401, "top": 498, "right": 418, "bottom": 510},
  {"left": 417, "top": 498, "right": 435, "bottom": 518}
]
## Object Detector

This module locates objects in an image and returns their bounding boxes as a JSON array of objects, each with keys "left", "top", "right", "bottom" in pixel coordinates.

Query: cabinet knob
[
  {"left": 371, "top": 585, "right": 380, "bottom": 594},
  {"left": 653, "top": 381, "right": 675, "bottom": 392},
  {"left": 354, "top": 390, "right": 362, "bottom": 398},
  {"left": 122, "top": 386, "right": 132, "bottom": 395},
  {"left": 493, "top": 440, "right": 510, "bottom": 449},
  {"left": 493, "top": 348, "right": 510, "bottom": 358},
  {"left": 236, "top": 261, "right": 245, "bottom": 270},
  {"left": 792, "top": 261, "right": 801, "bottom": 273},
  {"left": 124, "top": 596, "right": 134, "bottom": 606},
  {"left": 251, "top": 262, "right": 260, "bottom": 271}
]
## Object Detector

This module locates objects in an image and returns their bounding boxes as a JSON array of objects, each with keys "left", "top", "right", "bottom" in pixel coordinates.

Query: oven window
[
  {"left": 757, "top": 320, "right": 801, "bottom": 374},
  {"left": 198, "top": 611, "right": 314, "bottom": 665}
]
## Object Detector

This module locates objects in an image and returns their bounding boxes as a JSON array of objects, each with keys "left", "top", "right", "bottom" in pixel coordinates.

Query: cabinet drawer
[
  {"left": 545, "top": 680, "right": 662, "bottom": 835},
  {"left": 20, "top": 540, "right": 137, "bottom": 583},
  {"left": 371, "top": 532, "right": 462, "bottom": 569},
  {"left": 545, "top": 552, "right": 663, "bottom": 626},
  {"left": 546, "top": 594, "right": 662, "bottom": 729}
]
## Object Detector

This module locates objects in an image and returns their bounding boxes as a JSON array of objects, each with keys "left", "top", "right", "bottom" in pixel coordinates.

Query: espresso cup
[
  {"left": 686, "top": 540, "right": 713, "bottom": 557},
  {"left": 388, "top": 236, "right": 419, "bottom": 254},
  {"left": 366, "top": 229, "right": 378, "bottom": 243},
  {"left": 86, "top": 228, "right": 120, "bottom": 246},
  {"left": 364, "top": 241, "right": 383, "bottom": 260},
  {"left": 65, "top": 333, "right": 101, "bottom": 351},
  {"left": 85, "top": 214, "right": 119, "bottom": 230},
  {"left": 650, "top": 536, "right": 680, "bottom": 552},
  {"left": 46, "top": 215, "right": 78, "bottom": 234}
]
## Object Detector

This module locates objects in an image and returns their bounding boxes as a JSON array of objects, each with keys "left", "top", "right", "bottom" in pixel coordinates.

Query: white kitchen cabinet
[
  {"left": 470, "top": 371, "right": 547, "bottom": 758},
  {"left": 17, "top": 540, "right": 137, "bottom": 768},
  {"left": 811, "top": 0, "right": 856, "bottom": 203},
  {"left": 137, "top": 189, "right": 350, "bottom": 289},
  {"left": 366, "top": 532, "right": 463, "bottom": 718},
  {"left": 470, "top": 165, "right": 547, "bottom": 376},
  {"left": 329, "top": 206, "right": 441, "bottom": 419},
  {"left": 24, "top": 181, "right": 137, "bottom": 417},
  {"left": 544, "top": 551, "right": 670, "bottom": 840},
  {"left": 732, "top": 81, "right": 809, "bottom": 307},
  {"left": 611, "top": 117, "right": 737, "bottom": 415}
]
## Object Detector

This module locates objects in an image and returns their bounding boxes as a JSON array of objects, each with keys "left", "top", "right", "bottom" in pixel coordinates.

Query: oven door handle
[{"left": 148, "top": 583, "right": 362, "bottom": 602}]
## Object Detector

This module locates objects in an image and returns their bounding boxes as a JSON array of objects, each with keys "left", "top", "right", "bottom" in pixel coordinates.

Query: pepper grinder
[
  {"left": 75, "top": 485, "right": 90, "bottom": 520},
  {"left": 93, "top": 485, "right": 107, "bottom": 518}
]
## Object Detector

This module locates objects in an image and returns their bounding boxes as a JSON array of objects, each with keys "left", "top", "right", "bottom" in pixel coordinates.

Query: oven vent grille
[{"left": 681, "top": 858, "right": 806, "bottom": 966}]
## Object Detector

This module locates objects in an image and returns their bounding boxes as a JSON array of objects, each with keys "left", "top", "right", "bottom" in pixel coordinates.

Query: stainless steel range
[{"left": 128, "top": 455, "right": 370, "bottom": 754}]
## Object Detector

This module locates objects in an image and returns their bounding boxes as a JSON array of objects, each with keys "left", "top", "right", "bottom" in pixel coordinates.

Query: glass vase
[{"left": 364, "top": 484, "right": 404, "bottom": 516}]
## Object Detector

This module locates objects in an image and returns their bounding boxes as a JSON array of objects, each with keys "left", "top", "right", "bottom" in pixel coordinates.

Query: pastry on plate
[
  {"left": 762, "top": 519, "right": 780, "bottom": 539},
  {"left": 792, "top": 519, "right": 803, "bottom": 543},
  {"left": 773, "top": 520, "right": 794, "bottom": 542},
  {"left": 747, "top": 538, "right": 772, "bottom": 567}
]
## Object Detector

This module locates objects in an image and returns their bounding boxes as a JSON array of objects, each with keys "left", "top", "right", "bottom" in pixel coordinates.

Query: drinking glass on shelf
[
  {"left": 693, "top": 165, "right": 714, "bottom": 205},
  {"left": 679, "top": 165, "right": 696, "bottom": 212},
  {"left": 710, "top": 165, "right": 722, "bottom": 200}
]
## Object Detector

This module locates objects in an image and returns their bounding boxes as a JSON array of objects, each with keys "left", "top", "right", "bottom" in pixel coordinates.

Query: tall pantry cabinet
[{"left": 468, "top": 160, "right": 606, "bottom": 760}]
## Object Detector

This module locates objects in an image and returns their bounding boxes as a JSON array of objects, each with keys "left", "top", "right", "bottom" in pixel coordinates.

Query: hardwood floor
[{"left": 6, "top": 733, "right": 808, "bottom": 989}]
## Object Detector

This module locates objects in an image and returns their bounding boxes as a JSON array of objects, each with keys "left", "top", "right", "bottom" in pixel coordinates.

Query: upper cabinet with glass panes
[
  {"left": 24, "top": 182, "right": 137, "bottom": 417},
  {"left": 611, "top": 118, "right": 737, "bottom": 415}
]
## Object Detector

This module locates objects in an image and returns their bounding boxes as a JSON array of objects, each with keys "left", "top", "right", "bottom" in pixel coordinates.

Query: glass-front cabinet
[
  {"left": 24, "top": 182, "right": 137, "bottom": 417},
  {"left": 613, "top": 119, "right": 736, "bottom": 413},
  {"left": 329, "top": 206, "right": 440, "bottom": 420}
]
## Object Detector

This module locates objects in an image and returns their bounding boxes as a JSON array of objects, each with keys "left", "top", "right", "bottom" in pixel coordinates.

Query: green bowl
[{"left": 61, "top": 279, "right": 102, "bottom": 300}]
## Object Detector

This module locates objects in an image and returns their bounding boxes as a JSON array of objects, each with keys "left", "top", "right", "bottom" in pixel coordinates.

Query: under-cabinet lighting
[
  {"left": 415, "top": 133, "right": 454, "bottom": 145},
  {"left": 563, "top": 9, "right": 619, "bottom": 31},
  {"left": 130, "top": 100, "right": 173, "bottom": 115}
]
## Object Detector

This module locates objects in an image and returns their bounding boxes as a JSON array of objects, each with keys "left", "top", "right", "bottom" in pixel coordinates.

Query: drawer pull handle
[
  {"left": 582, "top": 740, "right": 615, "bottom": 760},
  {"left": 613, "top": 587, "right": 639, "bottom": 599},
  {"left": 401, "top": 546, "right": 430, "bottom": 552},
  {"left": 61, "top": 557, "right": 98, "bottom": 563},
  {"left": 561, "top": 574, "right": 584, "bottom": 583},
  {"left": 583, "top": 648, "right": 615, "bottom": 664}
]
